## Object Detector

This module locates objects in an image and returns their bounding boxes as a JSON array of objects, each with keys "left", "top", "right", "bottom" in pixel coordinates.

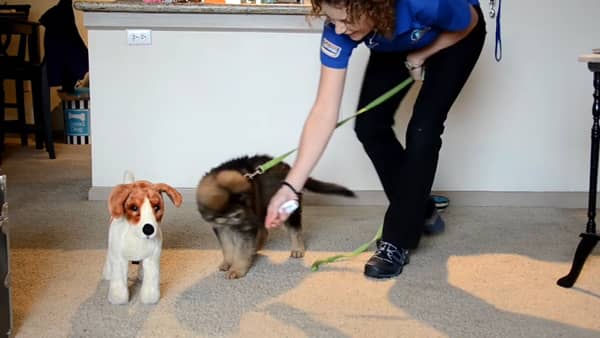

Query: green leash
[
  {"left": 250, "top": 77, "right": 414, "bottom": 270},
  {"left": 311, "top": 224, "right": 383, "bottom": 271}
]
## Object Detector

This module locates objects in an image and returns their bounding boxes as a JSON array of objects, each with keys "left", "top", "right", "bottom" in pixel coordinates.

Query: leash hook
[
  {"left": 488, "top": 0, "right": 496, "bottom": 18},
  {"left": 243, "top": 167, "right": 264, "bottom": 180}
]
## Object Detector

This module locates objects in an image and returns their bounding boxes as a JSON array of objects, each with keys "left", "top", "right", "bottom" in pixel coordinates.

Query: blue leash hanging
[{"left": 489, "top": 0, "right": 502, "bottom": 62}]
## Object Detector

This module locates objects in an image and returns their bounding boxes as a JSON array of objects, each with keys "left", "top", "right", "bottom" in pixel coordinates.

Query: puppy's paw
[
  {"left": 140, "top": 286, "right": 160, "bottom": 304},
  {"left": 108, "top": 284, "right": 129, "bottom": 305},
  {"left": 218, "top": 261, "right": 231, "bottom": 271},
  {"left": 289, "top": 231, "right": 305, "bottom": 258},
  {"left": 290, "top": 249, "right": 305, "bottom": 258},
  {"left": 225, "top": 269, "right": 247, "bottom": 279}
]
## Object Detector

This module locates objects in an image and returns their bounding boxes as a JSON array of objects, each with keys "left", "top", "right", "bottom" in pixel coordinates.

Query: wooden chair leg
[
  {"left": 39, "top": 66, "right": 54, "bottom": 159},
  {"left": 15, "top": 79, "right": 27, "bottom": 146},
  {"left": 31, "top": 70, "right": 55, "bottom": 159},
  {"left": 30, "top": 76, "right": 44, "bottom": 150}
]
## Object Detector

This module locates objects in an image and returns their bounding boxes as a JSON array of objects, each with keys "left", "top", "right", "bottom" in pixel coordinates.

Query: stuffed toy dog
[{"left": 103, "top": 172, "right": 182, "bottom": 304}]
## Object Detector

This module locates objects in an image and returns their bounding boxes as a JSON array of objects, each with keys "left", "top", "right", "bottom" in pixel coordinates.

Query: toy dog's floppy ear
[
  {"left": 154, "top": 183, "right": 183, "bottom": 207},
  {"left": 108, "top": 184, "right": 132, "bottom": 218}
]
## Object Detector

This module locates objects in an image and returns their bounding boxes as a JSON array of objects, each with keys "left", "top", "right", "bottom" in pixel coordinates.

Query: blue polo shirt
[{"left": 320, "top": 0, "right": 480, "bottom": 69}]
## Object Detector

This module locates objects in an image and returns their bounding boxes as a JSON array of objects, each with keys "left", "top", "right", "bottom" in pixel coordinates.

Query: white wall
[
  {"left": 84, "top": 1, "right": 600, "bottom": 196},
  {"left": 436, "top": 0, "right": 598, "bottom": 192}
]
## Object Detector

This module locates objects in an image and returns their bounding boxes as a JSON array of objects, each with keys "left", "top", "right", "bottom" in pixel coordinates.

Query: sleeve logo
[{"left": 321, "top": 37, "right": 341, "bottom": 58}]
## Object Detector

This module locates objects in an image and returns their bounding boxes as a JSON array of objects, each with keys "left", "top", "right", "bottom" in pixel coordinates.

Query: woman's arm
[
  {"left": 265, "top": 65, "right": 347, "bottom": 228},
  {"left": 285, "top": 65, "right": 347, "bottom": 189}
]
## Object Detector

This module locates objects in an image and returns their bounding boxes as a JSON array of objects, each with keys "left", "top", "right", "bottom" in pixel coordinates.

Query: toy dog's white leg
[
  {"left": 139, "top": 251, "right": 160, "bottom": 304},
  {"left": 107, "top": 256, "right": 129, "bottom": 305},
  {"left": 102, "top": 252, "right": 112, "bottom": 280},
  {"left": 103, "top": 229, "right": 115, "bottom": 280}
]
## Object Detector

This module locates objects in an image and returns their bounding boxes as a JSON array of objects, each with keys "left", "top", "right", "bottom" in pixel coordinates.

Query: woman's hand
[
  {"left": 403, "top": 5, "right": 479, "bottom": 82},
  {"left": 264, "top": 66, "right": 346, "bottom": 229},
  {"left": 405, "top": 56, "right": 426, "bottom": 81},
  {"left": 265, "top": 186, "right": 299, "bottom": 229}
]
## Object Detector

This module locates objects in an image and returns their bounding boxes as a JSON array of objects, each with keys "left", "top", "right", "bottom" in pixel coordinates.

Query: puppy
[
  {"left": 196, "top": 154, "right": 355, "bottom": 279},
  {"left": 103, "top": 172, "right": 183, "bottom": 304}
]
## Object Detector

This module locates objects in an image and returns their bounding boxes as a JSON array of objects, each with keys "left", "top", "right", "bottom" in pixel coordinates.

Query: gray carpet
[{"left": 1, "top": 137, "right": 599, "bottom": 338}]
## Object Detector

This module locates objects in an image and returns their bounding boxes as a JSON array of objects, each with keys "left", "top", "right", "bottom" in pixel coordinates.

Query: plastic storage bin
[{"left": 59, "top": 91, "right": 90, "bottom": 144}]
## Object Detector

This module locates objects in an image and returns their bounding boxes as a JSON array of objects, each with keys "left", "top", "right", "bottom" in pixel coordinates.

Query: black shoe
[
  {"left": 423, "top": 209, "right": 445, "bottom": 235},
  {"left": 364, "top": 240, "right": 409, "bottom": 279}
]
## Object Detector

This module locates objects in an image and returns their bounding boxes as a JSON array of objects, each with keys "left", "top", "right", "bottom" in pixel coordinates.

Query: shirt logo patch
[
  {"left": 410, "top": 27, "right": 431, "bottom": 43},
  {"left": 321, "top": 38, "right": 341, "bottom": 58}
]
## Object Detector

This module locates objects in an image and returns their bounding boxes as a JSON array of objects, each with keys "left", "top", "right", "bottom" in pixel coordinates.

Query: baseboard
[{"left": 88, "top": 187, "right": 592, "bottom": 208}]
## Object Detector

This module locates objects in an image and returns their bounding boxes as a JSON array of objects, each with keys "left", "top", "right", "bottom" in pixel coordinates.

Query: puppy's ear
[
  {"left": 197, "top": 174, "right": 230, "bottom": 212},
  {"left": 216, "top": 170, "right": 251, "bottom": 194},
  {"left": 108, "top": 184, "right": 132, "bottom": 218},
  {"left": 154, "top": 183, "right": 183, "bottom": 207}
]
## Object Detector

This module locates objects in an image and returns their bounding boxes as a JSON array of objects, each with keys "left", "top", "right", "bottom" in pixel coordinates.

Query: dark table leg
[{"left": 557, "top": 63, "right": 600, "bottom": 288}]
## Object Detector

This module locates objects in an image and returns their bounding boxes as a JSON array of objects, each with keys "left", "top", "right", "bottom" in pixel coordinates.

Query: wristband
[{"left": 280, "top": 181, "right": 302, "bottom": 198}]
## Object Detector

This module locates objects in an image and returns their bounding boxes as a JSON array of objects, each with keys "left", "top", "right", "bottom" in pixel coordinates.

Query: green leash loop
[
  {"left": 255, "top": 77, "right": 414, "bottom": 175},
  {"left": 334, "top": 76, "right": 414, "bottom": 128},
  {"left": 311, "top": 225, "right": 383, "bottom": 271}
]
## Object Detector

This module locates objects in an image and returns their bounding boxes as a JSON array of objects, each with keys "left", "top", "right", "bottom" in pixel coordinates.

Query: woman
[{"left": 265, "top": 0, "right": 486, "bottom": 279}]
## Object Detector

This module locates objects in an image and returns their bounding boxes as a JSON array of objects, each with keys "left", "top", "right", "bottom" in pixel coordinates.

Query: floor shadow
[
  {"left": 385, "top": 207, "right": 600, "bottom": 337},
  {"left": 571, "top": 287, "right": 600, "bottom": 299},
  {"left": 263, "top": 302, "right": 351, "bottom": 338},
  {"left": 174, "top": 255, "right": 314, "bottom": 337},
  {"left": 68, "top": 268, "right": 154, "bottom": 338}
]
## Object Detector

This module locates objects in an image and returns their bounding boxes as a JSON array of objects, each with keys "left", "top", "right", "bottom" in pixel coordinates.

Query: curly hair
[{"left": 310, "top": 0, "right": 396, "bottom": 38}]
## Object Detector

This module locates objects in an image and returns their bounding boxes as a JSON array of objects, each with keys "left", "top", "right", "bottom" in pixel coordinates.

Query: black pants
[{"left": 354, "top": 6, "right": 486, "bottom": 249}]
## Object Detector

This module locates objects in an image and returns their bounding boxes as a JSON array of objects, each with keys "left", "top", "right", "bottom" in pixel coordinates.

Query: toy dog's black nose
[{"left": 142, "top": 224, "right": 155, "bottom": 236}]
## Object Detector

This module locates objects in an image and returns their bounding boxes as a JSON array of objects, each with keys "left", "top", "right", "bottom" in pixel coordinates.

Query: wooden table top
[{"left": 579, "top": 53, "right": 600, "bottom": 63}]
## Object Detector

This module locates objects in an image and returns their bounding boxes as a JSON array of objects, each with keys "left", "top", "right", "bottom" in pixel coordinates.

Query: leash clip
[
  {"left": 488, "top": 0, "right": 496, "bottom": 18},
  {"left": 243, "top": 167, "right": 264, "bottom": 180}
]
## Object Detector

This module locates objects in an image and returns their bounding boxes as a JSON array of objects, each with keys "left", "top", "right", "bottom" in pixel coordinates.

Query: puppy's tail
[
  {"left": 123, "top": 170, "right": 135, "bottom": 184},
  {"left": 304, "top": 178, "right": 355, "bottom": 197}
]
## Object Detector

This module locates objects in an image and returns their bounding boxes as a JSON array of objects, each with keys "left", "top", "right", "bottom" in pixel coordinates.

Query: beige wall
[
  {"left": 5, "top": 0, "right": 88, "bottom": 46},
  {"left": 3, "top": 0, "right": 88, "bottom": 129}
]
